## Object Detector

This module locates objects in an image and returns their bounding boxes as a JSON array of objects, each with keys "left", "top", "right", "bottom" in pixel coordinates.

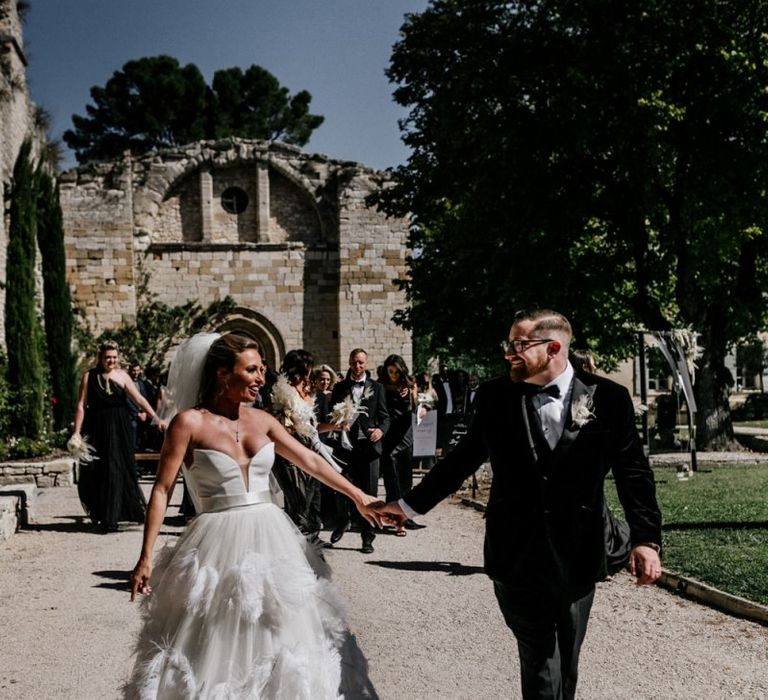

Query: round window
[{"left": 221, "top": 187, "right": 249, "bottom": 214}]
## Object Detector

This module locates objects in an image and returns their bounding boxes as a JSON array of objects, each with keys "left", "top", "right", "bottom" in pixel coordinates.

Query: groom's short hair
[{"left": 513, "top": 309, "right": 572, "bottom": 339}]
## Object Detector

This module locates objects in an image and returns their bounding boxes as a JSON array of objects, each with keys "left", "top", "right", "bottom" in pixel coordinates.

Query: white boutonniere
[{"left": 570, "top": 394, "right": 595, "bottom": 429}]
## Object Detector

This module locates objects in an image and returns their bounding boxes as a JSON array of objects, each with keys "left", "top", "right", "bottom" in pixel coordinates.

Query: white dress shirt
[{"left": 531, "top": 362, "right": 574, "bottom": 450}]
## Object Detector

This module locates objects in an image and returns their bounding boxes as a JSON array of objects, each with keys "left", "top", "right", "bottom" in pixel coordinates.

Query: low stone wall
[
  {"left": 0, "top": 482, "right": 37, "bottom": 541},
  {"left": 0, "top": 457, "right": 76, "bottom": 487}
]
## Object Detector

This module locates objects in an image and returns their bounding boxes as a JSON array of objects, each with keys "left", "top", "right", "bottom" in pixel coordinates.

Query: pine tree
[
  {"left": 5, "top": 140, "right": 45, "bottom": 438},
  {"left": 36, "top": 168, "right": 76, "bottom": 430}
]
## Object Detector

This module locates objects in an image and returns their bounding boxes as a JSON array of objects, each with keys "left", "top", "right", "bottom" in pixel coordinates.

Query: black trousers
[
  {"left": 493, "top": 581, "right": 595, "bottom": 700},
  {"left": 381, "top": 448, "right": 412, "bottom": 502},
  {"left": 335, "top": 446, "right": 379, "bottom": 544}
]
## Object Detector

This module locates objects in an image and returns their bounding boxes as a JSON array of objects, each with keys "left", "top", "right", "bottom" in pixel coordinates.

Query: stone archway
[{"left": 214, "top": 307, "right": 285, "bottom": 371}]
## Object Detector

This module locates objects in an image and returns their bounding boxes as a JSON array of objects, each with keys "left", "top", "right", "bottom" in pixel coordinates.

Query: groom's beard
[{"left": 508, "top": 355, "right": 549, "bottom": 382}]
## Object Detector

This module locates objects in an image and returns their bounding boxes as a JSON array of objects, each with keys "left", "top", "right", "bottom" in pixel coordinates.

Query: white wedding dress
[{"left": 124, "top": 443, "right": 374, "bottom": 699}]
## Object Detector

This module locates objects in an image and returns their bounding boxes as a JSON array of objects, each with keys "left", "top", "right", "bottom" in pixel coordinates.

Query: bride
[{"left": 125, "top": 333, "right": 382, "bottom": 698}]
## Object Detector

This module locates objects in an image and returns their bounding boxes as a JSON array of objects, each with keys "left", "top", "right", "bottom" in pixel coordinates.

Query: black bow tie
[
  {"left": 353, "top": 380, "right": 366, "bottom": 387},
  {"left": 518, "top": 382, "right": 560, "bottom": 399}
]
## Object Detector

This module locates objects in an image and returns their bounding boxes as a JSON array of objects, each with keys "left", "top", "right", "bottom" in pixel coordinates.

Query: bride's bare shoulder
[{"left": 170, "top": 407, "right": 207, "bottom": 431}]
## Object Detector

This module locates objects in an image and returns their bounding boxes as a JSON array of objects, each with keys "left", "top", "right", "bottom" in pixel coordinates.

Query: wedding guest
[
  {"left": 312, "top": 364, "right": 340, "bottom": 528},
  {"left": 379, "top": 354, "right": 425, "bottom": 533},
  {"left": 126, "top": 363, "right": 154, "bottom": 475},
  {"left": 70, "top": 342, "right": 167, "bottom": 533},
  {"left": 464, "top": 374, "right": 480, "bottom": 415},
  {"left": 413, "top": 371, "right": 438, "bottom": 470},
  {"left": 570, "top": 348, "right": 598, "bottom": 374},
  {"left": 376, "top": 309, "right": 662, "bottom": 700},
  {"left": 313, "top": 364, "right": 338, "bottom": 398},
  {"left": 141, "top": 366, "right": 164, "bottom": 452},
  {"left": 270, "top": 349, "right": 341, "bottom": 546},
  {"left": 328, "top": 348, "right": 390, "bottom": 553},
  {"left": 432, "top": 364, "right": 457, "bottom": 418}
]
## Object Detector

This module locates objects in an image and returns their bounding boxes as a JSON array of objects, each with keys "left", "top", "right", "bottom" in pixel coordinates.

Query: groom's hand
[
  {"left": 372, "top": 501, "right": 408, "bottom": 532},
  {"left": 628, "top": 545, "right": 662, "bottom": 586}
]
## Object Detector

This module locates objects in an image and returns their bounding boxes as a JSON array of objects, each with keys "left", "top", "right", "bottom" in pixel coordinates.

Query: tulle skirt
[{"left": 124, "top": 502, "right": 374, "bottom": 699}]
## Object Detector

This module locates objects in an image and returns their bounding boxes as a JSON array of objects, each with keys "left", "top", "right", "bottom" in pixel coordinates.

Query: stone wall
[
  {"left": 60, "top": 139, "right": 411, "bottom": 371},
  {"left": 60, "top": 161, "right": 138, "bottom": 329},
  {"left": 337, "top": 171, "right": 410, "bottom": 364}
]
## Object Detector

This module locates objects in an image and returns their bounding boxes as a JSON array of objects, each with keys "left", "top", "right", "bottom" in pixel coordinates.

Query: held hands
[
  {"left": 372, "top": 500, "right": 408, "bottom": 534},
  {"left": 628, "top": 545, "right": 662, "bottom": 586},
  {"left": 367, "top": 427, "right": 383, "bottom": 443},
  {"left": 356, "top": 493, "right": 387, "bottom": 528},
  {"left": 130, "top": 559, "right": 153, "bottom": 601}
]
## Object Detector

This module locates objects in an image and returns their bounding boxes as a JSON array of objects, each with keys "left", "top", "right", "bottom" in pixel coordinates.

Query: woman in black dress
[
  {"left": 71, "top": 341, "right": 166, "bottom": 532},
  {"left": 379, "top": 354, "right": 425, "bottom": 532},
  {"left": 270, "top": 349, "right": 341, "bottom": 545}
]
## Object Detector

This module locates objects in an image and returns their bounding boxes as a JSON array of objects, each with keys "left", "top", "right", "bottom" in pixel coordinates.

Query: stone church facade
[{"left": 59, "top": 139, "right": 412, "bottom": 371}]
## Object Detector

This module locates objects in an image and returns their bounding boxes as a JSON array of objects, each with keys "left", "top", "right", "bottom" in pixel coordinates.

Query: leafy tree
[
  {"left": 211, "top": 66, "right": 324, "bottom": 146},
  {"left": 63, "top": 56, "right": 209, "bottom": 163},
  {"left": 381, "top": 0, "right": 768, "bottom": 450},
  {"left": 64, "top": 56, "right": 323, "bottom": 163},
  {"left": 36, "top": 169, "right": 77, "bottom": 430},
  {"left": 94, "top": 290, "right": 237, "bottom": 372},
  {"left": 5, "top": 140, "right": 45, "bottom": 437}
]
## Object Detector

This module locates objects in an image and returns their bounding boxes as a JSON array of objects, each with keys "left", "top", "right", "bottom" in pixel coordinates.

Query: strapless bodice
[{"left": 183, "top": 442, "right": 276, "bottom": 513}]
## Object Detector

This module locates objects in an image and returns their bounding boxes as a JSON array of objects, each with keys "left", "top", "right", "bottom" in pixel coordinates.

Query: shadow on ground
[
  {"left": 92, "top": 569, "right": 132, "bottom": 591},
  {"left": 366, "top": 560, "right": 484, "bottom": 576}
]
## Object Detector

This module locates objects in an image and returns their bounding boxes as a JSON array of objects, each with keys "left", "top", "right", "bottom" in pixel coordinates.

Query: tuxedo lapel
[
  {"left": 549, "top": 376, "right": 597, "bottom": 467},
  {"left": 516, "top": 390, "right": 541, "bottom": 463}
]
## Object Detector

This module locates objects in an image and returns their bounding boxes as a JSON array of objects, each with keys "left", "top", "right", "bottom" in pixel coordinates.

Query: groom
[{"left": 376, "top": 309, "right": 662, "bottom": 699}]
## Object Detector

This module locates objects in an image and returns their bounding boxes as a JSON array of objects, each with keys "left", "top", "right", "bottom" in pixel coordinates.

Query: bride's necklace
[
  {"left": 217, "top": 415, "right": 240, "bottom": 443},
  {"left": 97, "top": 372, "right": 113, "bottom": 395}
]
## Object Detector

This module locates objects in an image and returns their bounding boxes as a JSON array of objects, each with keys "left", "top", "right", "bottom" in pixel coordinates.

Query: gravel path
[{"left": 1, "top": 483, "right": 766, "bottom": 699}]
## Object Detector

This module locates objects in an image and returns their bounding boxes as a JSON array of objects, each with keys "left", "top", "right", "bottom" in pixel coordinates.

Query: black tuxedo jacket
[
  {"left": 330, "top": 375, "right": 390, "bottom": 456},
  {"left": 404, "top": 372, "right": 662, "bottom": 590}
]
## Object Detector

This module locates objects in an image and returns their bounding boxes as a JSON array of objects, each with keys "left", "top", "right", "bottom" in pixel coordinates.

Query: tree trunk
[{"left": 694, "top": 326, "right": 740, "bottom": 451}]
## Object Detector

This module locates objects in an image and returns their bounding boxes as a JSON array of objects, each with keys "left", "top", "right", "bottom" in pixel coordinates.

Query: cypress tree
[
  {"left": 36, "top": 168, "right": 76, "bottom": 429},
  {"left": 5, "top": 140, "right": 45, "bottom": 438}
]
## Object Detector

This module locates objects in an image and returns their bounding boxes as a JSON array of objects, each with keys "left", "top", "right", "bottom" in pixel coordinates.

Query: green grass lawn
[
  {"left": 605, "top": 463, "right": 768, "bottom": 606},
  {"left": 733, "top": 420, "right": 768, "bottom": 429}
]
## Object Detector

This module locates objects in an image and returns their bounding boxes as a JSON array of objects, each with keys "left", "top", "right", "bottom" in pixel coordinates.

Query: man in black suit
[
  {"left": 329, "top": 348, "right": 390, "bottom": 553},
  {"left": 464, "top": 373, "right": 480, "bottom": 415},
  {"left": 432, "top": 364, "right": 456, "bottom": 418},
  {"left": 377, "top": 309, "right": 662, "bottom": 699}
]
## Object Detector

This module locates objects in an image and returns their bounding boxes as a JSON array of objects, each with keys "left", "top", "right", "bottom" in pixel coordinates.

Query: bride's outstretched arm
[
  {"left": 266, "top": 414, "right": 385, "bottom": 528},
  {"left": 130, "top": 413, "right": 192, "bottom": 601}
]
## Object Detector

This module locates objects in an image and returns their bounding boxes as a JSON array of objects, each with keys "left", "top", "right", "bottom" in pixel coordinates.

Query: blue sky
[{"left": 24, "top": 0, "right": 430, "bottom": 171}]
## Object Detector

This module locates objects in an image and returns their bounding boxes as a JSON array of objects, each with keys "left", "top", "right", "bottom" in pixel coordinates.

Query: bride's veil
[{"left": 157, "top": 332, "right": 221, "bottom": 423}]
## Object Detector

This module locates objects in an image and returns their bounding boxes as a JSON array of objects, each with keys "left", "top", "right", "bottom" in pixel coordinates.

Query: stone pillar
[
  {"left": 200, "top": 168, "right": 214, "bottom": 242},
  {"left": 255, "top": 160, "right": 270, "bottom": 242}
]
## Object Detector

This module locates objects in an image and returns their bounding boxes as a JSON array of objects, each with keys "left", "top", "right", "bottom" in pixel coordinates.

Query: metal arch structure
[{"left": 637, "top": 330, "right": 698, "bottom": 472}]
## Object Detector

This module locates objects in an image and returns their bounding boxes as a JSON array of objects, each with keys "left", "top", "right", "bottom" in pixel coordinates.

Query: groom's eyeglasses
[{"left": 501, "top": 338, "right": 553, "bottom": 355}]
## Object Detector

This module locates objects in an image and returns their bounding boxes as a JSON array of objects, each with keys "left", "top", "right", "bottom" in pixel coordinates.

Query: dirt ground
[{"left": 1, "top": 482, "right": 767, "bottom": 699}]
